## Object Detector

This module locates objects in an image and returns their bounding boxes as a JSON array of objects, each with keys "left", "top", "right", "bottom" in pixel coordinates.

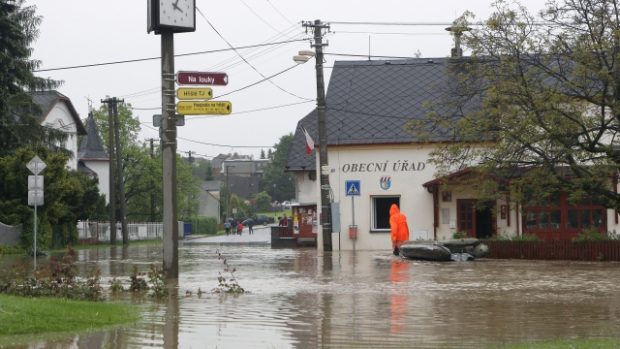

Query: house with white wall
[
  {"left": 33, "top": 91, "right": 110, "bottom": 202},
  {"left": 287, "top": 58, "right": 620, "bottom": 251},
  {"left": 32, "top": 91, "right": 86, "bottom": 170}
]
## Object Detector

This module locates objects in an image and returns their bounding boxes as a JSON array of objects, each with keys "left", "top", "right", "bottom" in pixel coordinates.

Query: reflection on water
[{"left": 2, "top": 244, "right": 620, "bottom": 348}]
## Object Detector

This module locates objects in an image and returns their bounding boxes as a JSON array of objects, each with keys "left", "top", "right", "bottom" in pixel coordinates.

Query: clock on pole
[{"left": 148, "top": 0, "right": 196, "bottom": 34}]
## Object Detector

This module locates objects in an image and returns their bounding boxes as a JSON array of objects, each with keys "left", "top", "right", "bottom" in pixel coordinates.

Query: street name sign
[
  {"left": 177, "top": 71, "right": 228, "bottom": 86},
  {"left": 177, "top": 101, "right": 232, "bottom": 115},
  {"left": 176, "top": 87, "right": 213, "bottom": 100}
]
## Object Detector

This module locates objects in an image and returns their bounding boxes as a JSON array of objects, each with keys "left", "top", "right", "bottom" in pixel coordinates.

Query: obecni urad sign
[{"left": 340, "top": 160, "right": 426, "bottom": 173}]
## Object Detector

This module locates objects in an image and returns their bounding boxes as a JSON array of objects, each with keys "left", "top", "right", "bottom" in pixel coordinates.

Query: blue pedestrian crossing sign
[{"left": 345, "top": 180, "right": 361, "bottom": 196}]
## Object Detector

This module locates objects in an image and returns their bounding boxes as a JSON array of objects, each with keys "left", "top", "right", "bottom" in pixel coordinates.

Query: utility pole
[
  {"left": 149, "top": 138, "right": 157, "bottom": 222},
  {"left": 102, "top": 97, "right": 128, "bottom": 244},
  {"left": 102, "top": 97, "right": 117, "bottom": 245},
  {"left": 303, "top": 19, "right": 333, "bottom": 251},
  {"left": 112, "top": 98, "right": 128, "bottom": 244},
  {"left": 161, "top": 30, "right": 178, "bottom": 278}
]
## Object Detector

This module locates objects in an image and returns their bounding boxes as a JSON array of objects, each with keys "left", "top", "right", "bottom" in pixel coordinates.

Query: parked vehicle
[{"left": 255, "top": 215, "right": 275, "bottom": 225}]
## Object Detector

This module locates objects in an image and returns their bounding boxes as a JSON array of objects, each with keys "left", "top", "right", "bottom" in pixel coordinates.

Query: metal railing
[{"left": 77, "top": 221, "right": 183, "bottom": 243}]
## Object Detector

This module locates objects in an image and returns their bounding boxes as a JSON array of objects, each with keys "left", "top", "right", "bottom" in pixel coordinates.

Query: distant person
[
  {"left": 389, "top": 204, "right": 409, "bottom": 256},
  {"left": 279, "top": 214, "right": 288, "bottom": 227},
  {"left": 246, "top": 219, "right": 255, "bottom": 234},
  {"left": 224, "top": 221, "right": 231, "bottom": 235},
  {"left": 236, "top": 222, "right": 244, "bottom": 235}
]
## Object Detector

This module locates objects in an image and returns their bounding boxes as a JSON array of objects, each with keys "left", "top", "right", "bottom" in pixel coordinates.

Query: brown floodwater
[{"left": 2, "top": 243, "right": 620, "bottom": 348}]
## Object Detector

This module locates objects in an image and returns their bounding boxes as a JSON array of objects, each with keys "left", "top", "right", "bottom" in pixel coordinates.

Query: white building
[
  {"left": 78, "top": 112, "right": 110, "bottom": 203},
  {"left": 33, "top": 91, "right": 110, "bottom": 202},
  {"left": 287, "top": 58, "right": 620, "bottom": 251},
  {"left": 32, "top": 91, "right": 86, "bottom": 170}
]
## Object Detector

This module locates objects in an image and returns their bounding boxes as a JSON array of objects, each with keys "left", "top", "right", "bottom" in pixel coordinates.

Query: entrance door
[
  {"left": 457, "top": 199, "right": 475, "bottom": 237},
  {"left": 457, "top": 199, "right": 496, "bottom": 239}
]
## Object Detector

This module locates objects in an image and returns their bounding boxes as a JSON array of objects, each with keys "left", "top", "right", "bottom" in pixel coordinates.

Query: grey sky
[{"left": 30, "top": 0, "right": 546, "bottom": 159}]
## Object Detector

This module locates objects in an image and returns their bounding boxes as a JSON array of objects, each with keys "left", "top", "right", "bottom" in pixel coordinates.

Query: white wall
[
  {"left": 82, "top": 160, "right": 110, "bottom": 204},
  {"left": 295, "top": 172, "right": 317, "bottom": 204},
  {"left": 314, "top": 144, "right": 437, "bottom": 251},
  {"left": 41, "top": 102, "right": 79, "bottom": 170}
]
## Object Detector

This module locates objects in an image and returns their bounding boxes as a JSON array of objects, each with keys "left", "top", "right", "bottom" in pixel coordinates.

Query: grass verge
[{"left": 0, "top": 294, "right": 139, "bottom": 346}]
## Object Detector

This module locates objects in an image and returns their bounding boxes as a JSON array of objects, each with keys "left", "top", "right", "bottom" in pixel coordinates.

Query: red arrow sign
[{"left": 177, "top": 71, "right": 228, "bottom": 86}]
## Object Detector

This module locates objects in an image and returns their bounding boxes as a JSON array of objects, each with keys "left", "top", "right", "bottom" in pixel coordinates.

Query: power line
[
  {"left": 33, "top": 38, "right": 308, "bottom": 72},
  {"left": 265, "top": 0, "right": 295, "bottom": 26},
  {"left": 335, "top": 30, "right": 446, "bottom": 36},
  {"left": 329, "top": 21, "right": 456, "bottom": 26},
  {"left": 213, "top": 63, "right": 306, "bottom": 99},
  {"left": 132, "top": 100, "right": 313, "bottom": 114},
  {"left": 328, "top": 20, "right": 551, "bottom": 26},
  {"left": 197, "top": 7, "right": 312, "bottom": 101},
  {"left": 140, "top": 122, "right": 273, "bottom": 149}
]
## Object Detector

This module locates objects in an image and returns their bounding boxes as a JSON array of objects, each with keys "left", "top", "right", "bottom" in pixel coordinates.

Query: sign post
[
  {"left": 176, "top": 101, "right": 232, "bottom": 115},
  {"left": 345, "top": 180, "right": 361, "bottom": 250},
  {"left": 176, "top": 71, "right": 228, "bottom": 85},
  {"left": 27, "top": 155, "right": 46, "bottom": 271}
]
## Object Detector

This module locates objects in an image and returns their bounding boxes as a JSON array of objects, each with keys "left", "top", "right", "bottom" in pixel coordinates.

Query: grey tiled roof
[
  {"left": 78, "top": 113, "right": 108, "bottom": 160},
  {"left": 287, "top": 58, "right": 476, "bottom": 171},
  {"left": 31, "top": 90, "right": 87, "bottom": 135}
]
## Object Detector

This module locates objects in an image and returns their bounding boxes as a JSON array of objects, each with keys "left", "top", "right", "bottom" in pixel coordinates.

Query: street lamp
[{"left": 293, "top": 20, "right": 333, "bottom": 251}]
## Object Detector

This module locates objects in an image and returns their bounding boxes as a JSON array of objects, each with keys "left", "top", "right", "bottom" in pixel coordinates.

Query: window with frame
[
  {"left": 371, "top": 196, "right": 400, "bottom": 231},
  {"left": 523, "top": 193, "right": 606, "bottom": 232}
]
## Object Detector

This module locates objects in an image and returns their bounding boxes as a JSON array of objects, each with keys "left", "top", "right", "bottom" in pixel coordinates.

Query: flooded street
[{"left": 2, "top": 243, "right": 620, "bottom": 348}]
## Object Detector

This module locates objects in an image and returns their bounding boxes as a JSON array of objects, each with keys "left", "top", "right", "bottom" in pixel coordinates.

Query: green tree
[
  {"left": 0, "top": 147, "right": 105, "bottom": 248},
  {"left": 91, "top": 105, "right": 198, "bottom": 222},
  {"left": 254, "top": 191, "right": 272, "bottom": 212},
  {"left": 124, "top": 142, "right": 161, "bottom": 221},
  {"left": 260, "top": 134, "right": 294, "bottom": 202},
  {"left": 412, "top": 0, "right": 620, "bottom": 207},
  {"left": 192, "top": 157, "right": 214, "bottom": 181},
  {"left": 0, "top": 0, "right": 65, "bottom": 157}
]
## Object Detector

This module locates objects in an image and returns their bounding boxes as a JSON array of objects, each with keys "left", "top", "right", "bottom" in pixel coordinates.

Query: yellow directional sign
[
  {"left": 176, "top": 101, "right": 232, "bottom": 115},
  {"left": 176, "top": 87, "right": 213, "bottom": 100}
]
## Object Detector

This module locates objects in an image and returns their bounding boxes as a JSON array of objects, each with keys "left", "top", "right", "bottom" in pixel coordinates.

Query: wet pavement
[
  {"left": 185, "top": 225, "right": 271, "bottom": 245},
  {"left": 2, "top": 243, "right": 620, "bottom": 348}
]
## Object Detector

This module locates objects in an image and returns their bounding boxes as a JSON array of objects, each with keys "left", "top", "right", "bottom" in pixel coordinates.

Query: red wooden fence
[{"left": 486, "top": 240, "right": 620, "bottom": 261}]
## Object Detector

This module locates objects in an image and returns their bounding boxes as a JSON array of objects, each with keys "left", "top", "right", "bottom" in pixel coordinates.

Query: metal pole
[
  {"left": 351, "top": 195, "right": 355, "bottom": 252},
  {"left": 161, "top": 30, "right": 178, "bottom": 279},
  {"left": 104, "top": 99, "right": 117, "bottom": 245},
  {"left": 312, "top": 19, "right": 333, "bottom": 251},
  {"left": 33, "top": 163, "right": 38, "bottom": 271},
  {"left": 112, "top": 98, "right": 129, "bottom": 244}
]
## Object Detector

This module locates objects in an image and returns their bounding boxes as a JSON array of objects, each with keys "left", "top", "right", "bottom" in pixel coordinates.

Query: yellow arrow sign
[
  {"left": 176, "top": 87, "right": 213, "bottom": 100},
  {"left": 176, "top": 101, "right": 232, "bottom": 115}
]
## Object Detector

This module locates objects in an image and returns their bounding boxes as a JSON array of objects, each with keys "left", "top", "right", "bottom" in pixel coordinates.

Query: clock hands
[{"left": 172, "top": 0, "right": 183, "bottom": 13}]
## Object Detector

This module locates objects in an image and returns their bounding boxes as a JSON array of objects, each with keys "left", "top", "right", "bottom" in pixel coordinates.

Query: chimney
[{"left": 445, "top": 23, "right": 471, "bottom": 57}]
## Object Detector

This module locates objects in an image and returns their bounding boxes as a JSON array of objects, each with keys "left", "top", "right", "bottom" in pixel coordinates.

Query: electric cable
[
  {"left": 33, "top": 38, "right": 308, "bottom": 73},
  {"left": 197, "top": 6, "right": 313, "bottom": 101}
]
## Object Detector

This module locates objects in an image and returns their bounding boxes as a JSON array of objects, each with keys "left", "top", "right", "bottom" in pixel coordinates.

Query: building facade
[{"left": 287, "top": 58, "right": 620, "bottom": 251}]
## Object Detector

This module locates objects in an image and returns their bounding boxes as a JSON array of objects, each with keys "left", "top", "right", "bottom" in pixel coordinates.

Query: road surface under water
[{"left": 2, "top": 243, "right": 620, "bottom": 348}]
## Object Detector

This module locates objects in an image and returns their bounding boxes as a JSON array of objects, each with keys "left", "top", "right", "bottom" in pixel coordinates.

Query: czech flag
[{"left": 301, "top": 126, "right": 314, "bottom": 155}]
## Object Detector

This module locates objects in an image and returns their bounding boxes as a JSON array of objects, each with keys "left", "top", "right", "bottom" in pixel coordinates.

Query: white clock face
[{"left": 159, "top": 0, "right": 194, "bottom": 29}]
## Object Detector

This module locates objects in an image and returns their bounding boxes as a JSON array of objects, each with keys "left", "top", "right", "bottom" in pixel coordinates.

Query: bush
[
  {"left": 511, "top": 234, "right": 541, "bottom": 241},
  {"left": 190, "top": 216, "right": 218, "bottom": 235},
  {"left": 573, "top": 228, "right": 609, "bottom": 242},
  {"left": 452, "top": 231, "right": 468, "bottom": 239}
]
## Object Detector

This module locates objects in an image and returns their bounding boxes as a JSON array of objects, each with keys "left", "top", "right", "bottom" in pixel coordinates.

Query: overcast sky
[{"left": 29, "top": 0, "right": 546, "bottom": 159}]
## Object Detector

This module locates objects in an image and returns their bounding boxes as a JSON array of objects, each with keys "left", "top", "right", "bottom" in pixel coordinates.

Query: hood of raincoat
[{"left": 389, "top": 204, "right": 400, "bottom": 216}]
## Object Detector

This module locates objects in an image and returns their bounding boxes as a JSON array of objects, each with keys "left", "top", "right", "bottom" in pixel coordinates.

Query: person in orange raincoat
[{"left": 389, "top": 203, "right": 409, "bottom": 255}]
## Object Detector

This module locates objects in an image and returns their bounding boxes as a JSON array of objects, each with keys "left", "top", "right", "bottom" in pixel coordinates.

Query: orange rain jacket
[{"left": 389, "top": 204, "right": 409, "bottom": 248}]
